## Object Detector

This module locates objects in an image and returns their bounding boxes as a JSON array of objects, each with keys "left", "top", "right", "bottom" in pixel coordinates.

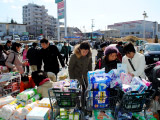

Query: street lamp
[
  {"left": 91, "top": 19, "right": 94, "bottom": 41},
  {"left": 142, "top": 11, "right": 148, "bottom": 40}
]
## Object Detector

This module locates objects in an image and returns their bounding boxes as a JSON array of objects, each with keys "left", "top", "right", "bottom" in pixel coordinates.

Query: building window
[
  {"left": 28, "top": 13, "right": 30, "bottom": 16},
  {"left": 19, "top": 26, "right": 20, "bottom": 28},
  {"left": 136, "top": 32, "right": 140, "bottom": 34},
  {"left": 131, "top": 32, "right": 134, "bottom": 34},
  {"left": 28, "top": 9, "right": 30, "bottom": 12}
]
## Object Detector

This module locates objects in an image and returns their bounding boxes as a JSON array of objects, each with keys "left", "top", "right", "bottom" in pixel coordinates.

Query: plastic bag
[{"left": 58, "top": 68, "right": 68, "bottom": 80}]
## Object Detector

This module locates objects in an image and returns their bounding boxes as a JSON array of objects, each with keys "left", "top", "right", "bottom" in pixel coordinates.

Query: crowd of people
[{"left": 0, "top": 39, "right": 160, "bottom": 119}]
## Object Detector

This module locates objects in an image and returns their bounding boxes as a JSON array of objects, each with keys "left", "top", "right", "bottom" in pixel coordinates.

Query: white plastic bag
[{"left": 58, "top": 67, "right": 68, "bottom": 80}]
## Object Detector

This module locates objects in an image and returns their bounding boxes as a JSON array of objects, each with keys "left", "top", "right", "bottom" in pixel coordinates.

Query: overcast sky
[{"left": 0, "top": 0, "right": 159, "bottom": 32}]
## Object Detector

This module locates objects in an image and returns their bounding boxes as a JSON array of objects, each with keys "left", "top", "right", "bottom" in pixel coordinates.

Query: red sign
[{"left": 58, "top": 1, "right": 64, "bottom": 9}]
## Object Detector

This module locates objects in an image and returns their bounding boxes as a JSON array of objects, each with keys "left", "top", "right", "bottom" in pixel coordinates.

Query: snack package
[
  {"left": 131, "top": 77, "right": 147, "bottom": 93},
  {"left": 110, "top": 77, "right": 122, "bottom": 88},
  {"left": 91, "top": 73, "right": 111, "bottom": 108},
  {"left": 93, "top": 110, "right": 114, "bottom": 120},
  {"left": 122, "top": 84, "right": 132, "bottom": 93},
  {"left": 117, "top": 63, "right": 128, "bottom": 74},
  {"left": 108, "top": 69, "right": 119, "bottom": 80},
  {"left": 38, "top": 98, "right": 55, "bottom": 108},
  {"left": 120, "top": 73, "right": 132, "bottom": 85},
  {"left": 118, "top": 110, "right": 132, "bottom": 120},
  {"left": 87, "top": 69, "right": 105, "bottom": 89},
  {"left": 70, "top": 79, "right": 78, "bottom": 89}
]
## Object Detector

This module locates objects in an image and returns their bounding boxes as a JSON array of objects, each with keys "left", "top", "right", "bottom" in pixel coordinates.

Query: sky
[{"left": 0, "top": 0, "right": 160, "bottom": 32}]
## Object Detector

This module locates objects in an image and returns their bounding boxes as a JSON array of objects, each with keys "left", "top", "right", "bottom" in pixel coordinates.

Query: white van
[{"left": 13, "top": 35, "right": 20, "bottom": 41}]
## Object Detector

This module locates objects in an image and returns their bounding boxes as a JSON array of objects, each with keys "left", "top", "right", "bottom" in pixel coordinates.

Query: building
[
  {"left": 23, "top": 3, "right": 57, "bottom": 38},
  {"left": 101, "top": 29, "right": 120, "bottom": 38},
  {"left": 59, "top": 27, "right": 82, "bottom": 41},
  {"left": 0, "top": 22, "right": 26, "bottom": 37},
  {"left": 108, "top": 20, "right": 160, "bottom": 38}
]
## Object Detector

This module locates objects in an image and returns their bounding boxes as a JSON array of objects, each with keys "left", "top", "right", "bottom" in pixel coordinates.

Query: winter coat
[
  {"left": 27, "top": 46, "right": 41, "bottom": 67},
  {"left": 39, "top": 45, "right": 65, "bottom": 74},
  {"left": 5, "top": 50, "right": 24, "bottom": 74},
  {"left": 95, "top": 57, "right": 121, "bottom": 73},
  {"left": 0, "top": 51, "right": 6, "bottom": 66},
  {"left": 69, "top": 44, "right": 92, "bottom": 87},
  {"left": 61, "top": 46, "right": 68, "bottom": 56},
  {"left": 122, "top": 52, "right": 146, "bottom": 79},
  {"left": 97, "top": 49, "right": 104, "bottom": 60},
  {"left": 37, "top": 80, "right": 54, "bottom": 98}
]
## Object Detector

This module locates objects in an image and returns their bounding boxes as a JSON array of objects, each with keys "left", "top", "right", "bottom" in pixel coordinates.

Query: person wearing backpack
[
  {"left": 122, "top": 42, "right": 146, "bottom": 78},
  {"left": 5, "top": 43, "right": 28, "bottom": 74},
  {"left": 95, "top": 46, "right": 121, "bottom": 72}
]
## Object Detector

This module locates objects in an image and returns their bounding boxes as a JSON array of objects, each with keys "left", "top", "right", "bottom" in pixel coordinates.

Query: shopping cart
[
  {"left": 114, "top": 89, "right": 155, "bottom": 120},
  {"left": 85, "top": 87, "right": 120, "bottom": 119},
  {"left": 48, "top": 87, "right": 82, "bottom": 120}
]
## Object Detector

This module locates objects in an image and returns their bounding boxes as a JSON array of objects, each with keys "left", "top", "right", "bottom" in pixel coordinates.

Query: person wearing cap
[
  {"left": 95, "top": 46, "right": 121, "bottom": 72},
  {"left": 97, "top": 43, "right": 107, "bottom": 60}
]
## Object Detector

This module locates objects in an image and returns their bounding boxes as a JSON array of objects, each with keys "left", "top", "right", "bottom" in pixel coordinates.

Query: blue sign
[{"left": 55, "top": 0, "right": 63, "bottom": 3}]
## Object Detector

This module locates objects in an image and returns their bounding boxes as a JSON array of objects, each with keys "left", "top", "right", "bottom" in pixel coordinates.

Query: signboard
[
  {"left": 55, "top": 0, "right": 63, "bottom": 3},
  {"left": 57, "top": 1, "right": 64, "bottom": 19},
  {"left": 58, "top": 1, "right": 64, "bottom": 9}
]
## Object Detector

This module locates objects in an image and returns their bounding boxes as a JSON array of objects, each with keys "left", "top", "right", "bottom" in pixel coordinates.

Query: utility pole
[
  {"left": 142, "top": 11, "right": 148, "bottom": 40},
  {"left": 91, "top": 19, "right": 94, "bottom": 41}
]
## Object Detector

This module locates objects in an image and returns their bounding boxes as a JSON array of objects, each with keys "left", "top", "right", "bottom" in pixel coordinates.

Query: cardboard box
[
  {"left": 26, "top": 107, "right": 50, "bottom": 120},
  {"left": 38, "top": 98, "right": 52, "bottom": 108}
]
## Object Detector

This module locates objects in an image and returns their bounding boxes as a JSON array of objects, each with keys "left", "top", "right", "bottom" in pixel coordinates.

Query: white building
[
  {"left": 23, "top": 3, "right": 57, "bottom": 38},
  {"left": 0, "top": 22, "right": 26, "bottom": 37},
  {"left": 108, "top": 20, "right": 160, "bottom": 38}
]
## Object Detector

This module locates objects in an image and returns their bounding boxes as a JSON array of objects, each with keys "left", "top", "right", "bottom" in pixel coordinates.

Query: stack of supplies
[{"left": 26, "top": 107, "right": 50, "bottom": 120}]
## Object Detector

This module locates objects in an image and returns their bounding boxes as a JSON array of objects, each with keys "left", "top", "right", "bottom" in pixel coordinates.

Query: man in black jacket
[
  {"left": 39, "top": 38, "right": 65, "bottom": 75},
  {"left": 27, "top": 42, "right": 41, "bottom": 72}
]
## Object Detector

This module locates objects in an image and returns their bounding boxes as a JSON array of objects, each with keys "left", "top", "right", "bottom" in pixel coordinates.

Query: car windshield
[{"left": 145, "top": 44, "right": 160, "bottom": 51}]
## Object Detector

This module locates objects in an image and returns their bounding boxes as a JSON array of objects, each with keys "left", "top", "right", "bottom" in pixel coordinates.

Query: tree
[
  {"left": 155, "top": 35, "right": 158, "bottom": 43},
  {"left": 11, "top": 19, "right": 14, "bottom": 24}
]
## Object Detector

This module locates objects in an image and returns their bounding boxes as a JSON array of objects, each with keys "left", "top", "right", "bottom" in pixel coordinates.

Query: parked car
[
  {"left": 13, "top": 35, "right": 20, "bottom": 41},
  {"left": 37, "top": 36, "right": 43, "bottom": 40},
  {"left": 136, "top": 40, "right": 147, "bottom": 52},
  {"left": 56, "top": 43, "right": 63, "bottom": 52},
  {"left": 144, "top": 43, "right": 160, "bottom": 65},
  {"left": 21, "top": 36, "right": 29, "bottom": 41},
  {"left": 4, "top": 36, "right": 12, "bottom": 40}
]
